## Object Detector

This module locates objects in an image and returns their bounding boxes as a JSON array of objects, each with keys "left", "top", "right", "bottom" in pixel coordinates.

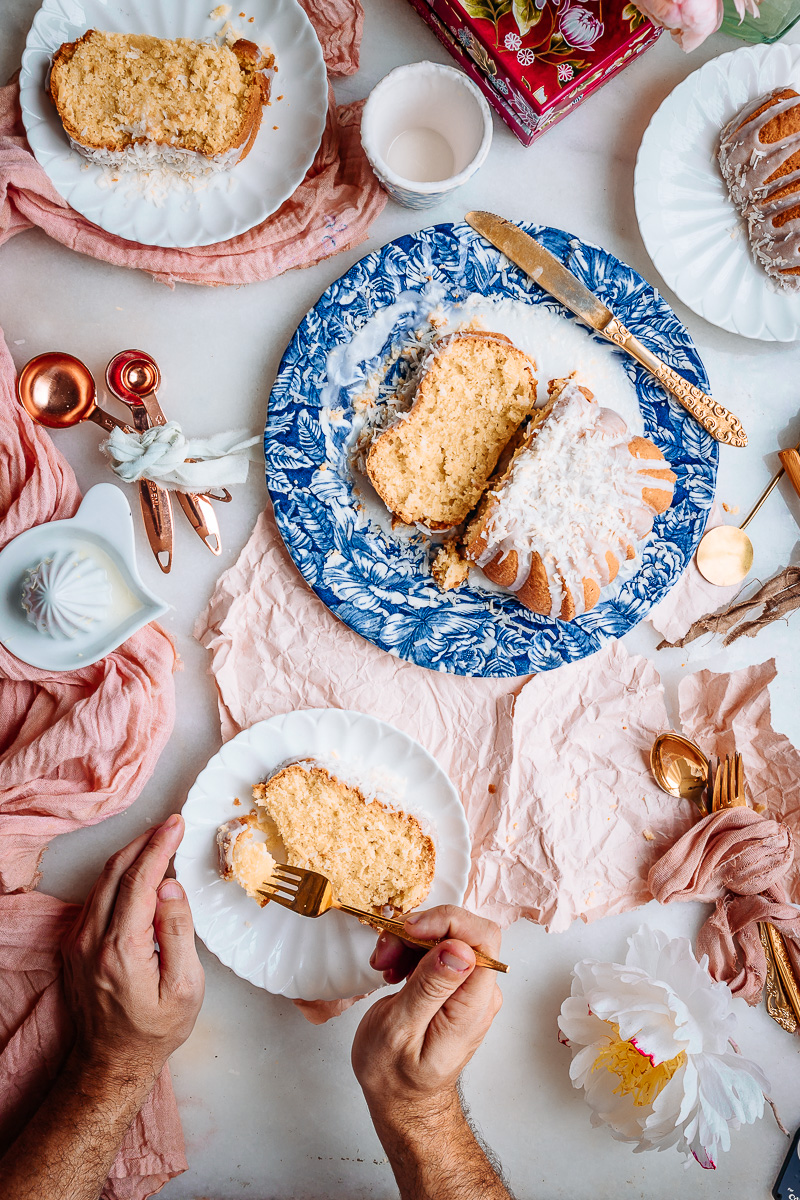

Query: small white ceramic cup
[{"left": 361, "top": 62, "right": 493, "bottom": 210}]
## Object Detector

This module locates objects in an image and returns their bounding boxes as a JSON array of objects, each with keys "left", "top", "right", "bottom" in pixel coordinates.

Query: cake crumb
[
  {"left": 431, "top": 543, "right": 470, "bottom": 591},
  {"left": 233, "top": 797, "right": 241, "bottom": 805},
  {"left": 722, "top": 502, "right": 740, "bottom": 514},
  {"left": 209, "top": 4, "right": 230, "bottom": 16},
  {"left": 643, "top": 829, "right": 655, "bottom": 841},
  {"left": 488, "top": 783, "right": 496, "bottom": 794},
  {"left": 754, "top": 802, "right": 767, "bottom": 813}
]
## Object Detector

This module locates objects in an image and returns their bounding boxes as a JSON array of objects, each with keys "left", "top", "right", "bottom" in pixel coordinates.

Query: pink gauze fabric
[
  {"left": 0, "top": 893, "right": 186, "bottom": 1200},
  {"left": 0, "top": 0, "right": 386, "bottom": 287},
  {"left": 0, "top": 320, "right": 182, "bottom": 1199},
  {"left": 648, "top": 808, "right": 800, "bottom": 1007}
]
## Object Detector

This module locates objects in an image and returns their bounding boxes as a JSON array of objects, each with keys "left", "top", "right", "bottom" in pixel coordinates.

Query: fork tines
[{"left": 256, "top": 863, "right": 303, "bottom": 908}]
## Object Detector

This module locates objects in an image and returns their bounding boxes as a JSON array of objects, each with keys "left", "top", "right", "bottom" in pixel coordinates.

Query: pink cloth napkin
[
  {"left": 648, "top": 807, "right": 800, "bottom": 1006},
  {"left": 0, "top": 0, "right": 385, "bottom": 286},
  {"left": 0, "top": 325, "right": 182, "bottom": 1196},
  {"left": 0, "top": 892, "right": 186, "bottom": 1200}
]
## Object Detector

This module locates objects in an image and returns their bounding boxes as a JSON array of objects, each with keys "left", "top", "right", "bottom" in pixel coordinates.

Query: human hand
[
  {"left": 351, "top": 906, "right": 503, "bottom": 1128},
  {"left": 62, "top": 814, "right": 204, "bottom": 1086}
]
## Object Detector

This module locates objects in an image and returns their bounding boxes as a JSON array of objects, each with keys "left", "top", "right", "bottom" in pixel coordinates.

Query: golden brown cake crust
[
  {"left": 50, "top": 30, "right": 270, "bottom": 163},
  {"left": 462, "top": 376, "right": 675, "bottom": 620}
]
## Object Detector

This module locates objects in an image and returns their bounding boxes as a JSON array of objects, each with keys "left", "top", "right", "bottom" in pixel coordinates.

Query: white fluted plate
[
  {"left": 19, "top": 0, "right": 327, "bottom": 248},
  {"left": 635, "top": 42, "right": 800, "bottom": 341},
  {"left": 175, "top": 709, "right": 471, "bottom": 1001}
]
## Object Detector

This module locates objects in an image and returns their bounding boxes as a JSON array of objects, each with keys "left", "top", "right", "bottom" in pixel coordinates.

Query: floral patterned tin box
[{"left": 405, "top": 0, "right": 661, "bottom": 145}]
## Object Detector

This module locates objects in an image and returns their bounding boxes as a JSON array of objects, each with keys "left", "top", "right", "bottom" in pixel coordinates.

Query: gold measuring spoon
[
  {"left": 650, "top": 731, "right": 709, "bottom": 815},
  {"left": 16, "top": 352, "right": 174, "bottom": 574},
  {"left": 696, "top": 445, "right": 800, "bottom": 587},
  {"left": 107, "top": 350, "right": 224, "bottom": 557}
]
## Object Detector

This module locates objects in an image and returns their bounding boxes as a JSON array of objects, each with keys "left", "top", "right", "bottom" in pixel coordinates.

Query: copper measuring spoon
[
  {"left": 106, "top": 350, "right": 224, "bottom": 556},
  {"left": 16, "top": 351, "right": 174, "bottom": 574}
]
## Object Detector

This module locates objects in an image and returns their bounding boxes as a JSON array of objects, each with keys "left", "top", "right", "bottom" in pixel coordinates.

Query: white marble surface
[{"left": 2, "top": 1, "right": 800, "bottom": 1196}]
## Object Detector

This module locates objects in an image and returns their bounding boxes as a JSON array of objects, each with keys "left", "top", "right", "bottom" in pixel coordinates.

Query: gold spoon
[
  {"left": 696, "top": 445, "right": 800, "bottom": 587},
  {"left": 650, "top": 731, "right": 709, "bottom": 815},
  {"left": 16, "top": 351, "right": 174, "bottom": 573}
]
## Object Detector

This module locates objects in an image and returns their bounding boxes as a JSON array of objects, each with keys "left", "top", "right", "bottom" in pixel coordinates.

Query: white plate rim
[
  {"left": 634, "top": 41, "right": 800, "bottom": 342},
  {"left": 19, "top": 0, "right": 328, "bottom": 249},
  {"left": 175, "top": 707, "right": 472, "bottom": 1001}
]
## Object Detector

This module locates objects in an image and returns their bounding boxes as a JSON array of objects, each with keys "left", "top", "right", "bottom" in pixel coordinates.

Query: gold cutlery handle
[
  {"left": 764, "top": 921, "right": 800, "bottom": 1025},
  {"left": 338, "top": 906, "right": 508, "bottom": 973},
  {"left": 602, "top": 318, "right": 747, "bottom": 448}
]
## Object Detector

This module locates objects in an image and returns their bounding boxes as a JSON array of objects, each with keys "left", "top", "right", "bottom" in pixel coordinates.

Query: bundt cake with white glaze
[
  {"left": 366, "top": 331, "right": 538, "bottom": 530},
  {"left": 461, "top": 376, "right": 676, "bottom": 621},
  {"left": 50, "top": 30, "right": 271, "bottom": 173},
  {"left": 718, "top": 87, "right": 800, "bottom": 290}
]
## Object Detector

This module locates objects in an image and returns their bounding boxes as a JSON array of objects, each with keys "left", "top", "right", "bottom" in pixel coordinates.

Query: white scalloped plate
[
  {"left": 635, "top": 42, "right": 800, "bottom": 341},
  {"left": 19, "top": 0, "right": 328, "bottom": 248},
  {"left": 175, "top": 709, "right": 471, "bottom": 1001}
]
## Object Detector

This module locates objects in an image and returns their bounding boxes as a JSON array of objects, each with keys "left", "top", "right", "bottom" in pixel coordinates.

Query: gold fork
[
  {"left": 714, "top": 751, "right": 800, "bottom": 1031},
  {"left": 257, "top": 863, "right": 509, "bottom": 974}
]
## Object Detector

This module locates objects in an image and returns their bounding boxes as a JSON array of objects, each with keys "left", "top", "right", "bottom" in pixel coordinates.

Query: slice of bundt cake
[
  {"left": 216, "top": 812, "right": 276, "bottom": 906},
  {"left": 366, "top": 331, "right": 538, "bottom": 530},
  {"left": 252, "top": 761, "right": 435, "bottom": 914},
  {"left": 50, "top": 30, "right": 271, "bottom": 171},
  {"left": 462, "top": 377, "right": 676, "bottom": 621},
  {"left": 718, "top": 87, "right": 800, "bottom": 290}
]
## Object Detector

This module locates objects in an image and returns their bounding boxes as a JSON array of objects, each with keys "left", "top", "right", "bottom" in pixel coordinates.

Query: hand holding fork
[{"left": 257, "top": 863, "right": 509, "bottom": 973}]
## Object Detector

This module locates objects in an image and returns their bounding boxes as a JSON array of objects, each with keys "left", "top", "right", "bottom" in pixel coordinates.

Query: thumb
[
  {"left": 154, "top": 879, "right": 202, "bottom": 989},
  {"left": 393, "top": 939, "right": 476, "bottom": 1031}
]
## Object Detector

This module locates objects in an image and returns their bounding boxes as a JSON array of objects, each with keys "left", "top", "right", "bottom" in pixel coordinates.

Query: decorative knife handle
[{"left": 602, "top": 318, "right": 748, "bottom": 448}]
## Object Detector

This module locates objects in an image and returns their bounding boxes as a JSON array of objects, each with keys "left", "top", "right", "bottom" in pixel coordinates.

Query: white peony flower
[{"left": 558, "top": 928, "right": 769, "bottom": 1169}]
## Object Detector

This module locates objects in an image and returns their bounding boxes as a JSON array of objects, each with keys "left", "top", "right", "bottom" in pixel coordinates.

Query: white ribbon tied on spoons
[{"left": 102, "top": 422, "right": 263, "bottom": 491}]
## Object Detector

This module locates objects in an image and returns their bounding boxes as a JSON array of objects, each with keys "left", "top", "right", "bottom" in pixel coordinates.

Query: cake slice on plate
[
  {"left": 366, "top": 331, "right": 538, "bottom": 530},
  {"left": 50, "top": 30, "right": 271, "bottom": 174},
  {"left": 217, "top": 761, "right": 436, "bottom": 915},
  {"left": 718, "top": 87, "right": 800, "bottom": 291}
]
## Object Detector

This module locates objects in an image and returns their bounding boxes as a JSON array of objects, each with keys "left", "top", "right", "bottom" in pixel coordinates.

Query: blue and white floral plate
[{"left": 266, "top": 222, "right": 716, "bottom": 678}]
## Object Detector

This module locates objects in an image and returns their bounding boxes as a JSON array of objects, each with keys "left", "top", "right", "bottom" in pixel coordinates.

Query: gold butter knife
[{"left": 465, "top": 211, "right": 747, "bottom": 448}]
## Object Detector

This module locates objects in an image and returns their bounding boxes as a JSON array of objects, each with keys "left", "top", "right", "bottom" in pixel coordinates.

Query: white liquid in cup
[{"left": 385, "top": 128, "right": 456, "bottom": 183}]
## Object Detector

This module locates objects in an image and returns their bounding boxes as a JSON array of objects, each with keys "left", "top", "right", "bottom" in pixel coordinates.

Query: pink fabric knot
[{"left": 648, "top": 807, "right": 800, "bottom": 1007}]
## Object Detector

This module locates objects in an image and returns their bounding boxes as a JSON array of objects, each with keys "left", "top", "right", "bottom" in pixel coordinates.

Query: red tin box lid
[{"left": 447, "top": 0, "right": 657, "bottom": 115}]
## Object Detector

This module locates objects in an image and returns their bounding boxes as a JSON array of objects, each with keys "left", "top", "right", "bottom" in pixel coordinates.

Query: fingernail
[
  {"left": 404, "top": 912, "right": 422, "bottom": 926},
  {"left": 163, "top": 814, "right": 181, "bottom": 830},
  {"left": 439, "top": 948, "right": 471, "bottom": 973},
  {"left": 158, "top": 879, "right": 183, "bottom": 900}
]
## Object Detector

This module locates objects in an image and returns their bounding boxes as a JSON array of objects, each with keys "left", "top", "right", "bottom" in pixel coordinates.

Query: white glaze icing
[
  {"left": 719, "top": 88, "right": 800, "bottom": 291},
  {"left": 472, "top": 383, "right": 674, "bottom": 618},
  {"left": 21, "top": 550, "right": 112, "bottom": 638}
]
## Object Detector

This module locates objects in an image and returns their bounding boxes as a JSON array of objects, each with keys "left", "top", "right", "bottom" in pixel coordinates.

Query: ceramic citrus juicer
[{"left": 0, "top": 483, "right": 168, "bottom": 672}]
